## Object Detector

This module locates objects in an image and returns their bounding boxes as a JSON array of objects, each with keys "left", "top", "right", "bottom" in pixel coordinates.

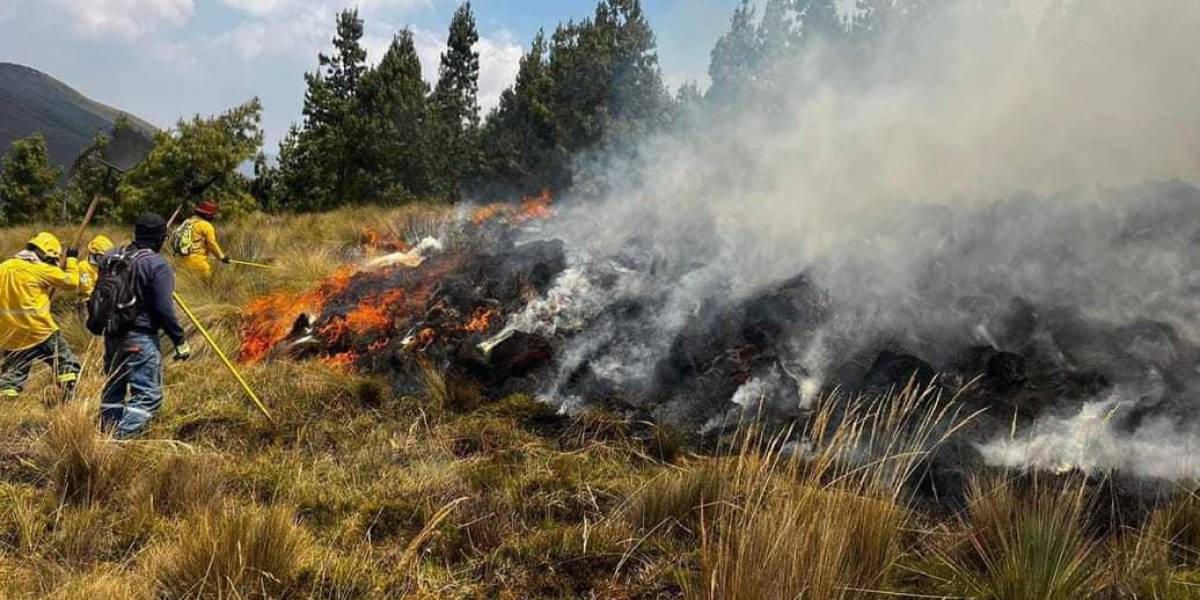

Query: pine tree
[
  {"left": 277, "top": 8, "right": 372, "bottom": 210},
  {"left": 759, "top": 0, "right": 798, "bottom": 62},
  {"left": 602, "top": 0, "right": 669, "bottom": 137},
  {"left": 707, "top": 0, "right": 760, "bottom": 105},
  {"left": 361, "top": 28, "right": 434, "bottom": 199},
  {"left": 431, "top": 2, "right": 481, "bottom": 199},
  {"left": 478, "top": 30, "right": 556, "bottom": 194},
  {"left": 0, "top": 133, "right": 61, "bottom": 225},
  {"left": 672, "top": 81, "right": 704, "bottom": 129},
  {"left": 798, "top": 0, "right": 845, "bottom": 44}
]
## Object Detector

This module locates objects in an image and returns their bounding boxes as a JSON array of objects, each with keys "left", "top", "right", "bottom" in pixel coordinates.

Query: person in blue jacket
[{"left": 99, "top": 214, "right": 192, "bottom": 439}]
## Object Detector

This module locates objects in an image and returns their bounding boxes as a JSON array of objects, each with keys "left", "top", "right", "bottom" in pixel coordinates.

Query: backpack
[
  {"left": 86, "top": 247, "right": 152, "bottom": 336},
  {"left": 171, "top": 219, "right": 196, "bottom": 256}
]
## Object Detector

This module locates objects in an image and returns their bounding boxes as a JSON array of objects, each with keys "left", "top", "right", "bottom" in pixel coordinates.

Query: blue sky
[{"left": 0, "top": 0, "right": 741, "bottom": 149}]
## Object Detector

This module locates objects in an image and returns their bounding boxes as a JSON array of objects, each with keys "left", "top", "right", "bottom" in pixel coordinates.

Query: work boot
[{"left": 55, "top": 373, "right": 79, "bottom": 404}]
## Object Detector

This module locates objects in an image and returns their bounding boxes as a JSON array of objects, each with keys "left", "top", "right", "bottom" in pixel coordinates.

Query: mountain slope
[{"left": 0, "top": 62, "right": 156, "bottom": 172}]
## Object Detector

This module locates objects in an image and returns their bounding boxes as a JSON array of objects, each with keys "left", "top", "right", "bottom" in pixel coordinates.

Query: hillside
[
  {"left": 0, "top": 206, "right": 1198, "bottom": 598},
  {"left": 0, "top": 63, "right": 156, "bottom": 171}
]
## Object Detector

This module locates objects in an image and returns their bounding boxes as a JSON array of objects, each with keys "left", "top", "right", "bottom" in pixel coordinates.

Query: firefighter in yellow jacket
[
  {"left": 173, "top": 200, "right": 228, "bottom": 277},
  {"left": 0, "top": 232, "right": 83, "bottom": 400},
  {"left": 78, "top": 235, "right": 114, "bottom": 299}
]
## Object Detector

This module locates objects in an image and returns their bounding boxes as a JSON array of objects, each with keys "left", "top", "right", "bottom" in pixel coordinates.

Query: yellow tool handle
[
  {"left": 229, "top": 259, "right": 278, "bottom": 270},
  {"left": 172, "top": 292, "right": 275, "bottom": 423}
]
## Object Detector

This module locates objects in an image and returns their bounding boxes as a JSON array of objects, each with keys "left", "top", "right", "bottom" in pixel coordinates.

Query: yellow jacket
[
  {"left": 78, "top": 260, "right": 99, "bottom": 299},
  {"left": 0, "top": 252, "right": 81, "bottom": 351},
  {"left": 184, "top": 217, "right": 226, "bottom": 260}
]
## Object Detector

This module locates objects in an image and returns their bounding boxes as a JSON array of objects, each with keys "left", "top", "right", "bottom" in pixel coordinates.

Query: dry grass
[
  {"left": 689, "top": 380, "right": 961, "bottom": 600},
  {"left": 148, "top": 503, "right": 310, "bottom": 599},
  {"left": 5, "top": 208, "right": 1200, "bottom": 597},
  {"left": 40, "top": 404, "right": 134, "bottom": 506},
  {"left": 630, "top": 461, "right": 725, "bottom": 535}
]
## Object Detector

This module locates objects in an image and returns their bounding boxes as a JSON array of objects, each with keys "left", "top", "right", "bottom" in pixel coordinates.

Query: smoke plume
[{"left": 504, "top": 0, "right": 1200, "bottom": 477}]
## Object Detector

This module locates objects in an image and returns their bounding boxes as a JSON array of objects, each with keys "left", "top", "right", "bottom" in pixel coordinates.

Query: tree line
[{"left": 0, "top": 0, "right": 937, "bottom": 226}]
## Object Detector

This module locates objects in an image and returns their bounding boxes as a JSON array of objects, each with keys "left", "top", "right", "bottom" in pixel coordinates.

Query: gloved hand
[
  {"left": 65, "top": 247, "right": 80, "bottom": 259},
  {"left": 221, "top": 256, "right": 231, "bottom": 264},
  {"left": 174, "top": 342, "right": 192, "bottom": 361}
]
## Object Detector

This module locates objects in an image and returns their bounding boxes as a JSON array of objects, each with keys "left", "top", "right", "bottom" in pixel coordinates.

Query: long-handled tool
[
  {"left": 173, "top": 292, "right": 274, "bottom": 423},
  {"left": 50, "top": 194, "right": 104, "bottom": 301},
  {"left": 68, "top": 194, "right": 103, "bottom": 258},
  {"left": 228, "top": 259, "right": 278, "bottom": 270},
  {"left": 166, "top": 203, "right": 185, "bottom": 229}
]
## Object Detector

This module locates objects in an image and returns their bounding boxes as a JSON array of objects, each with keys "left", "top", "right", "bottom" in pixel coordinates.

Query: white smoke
[
  {"left": 980, "top": 394, "right": 1200, "bottom": 480},
  {"left": 512, "top": 0, "right": 1200, "bottom": 476}
]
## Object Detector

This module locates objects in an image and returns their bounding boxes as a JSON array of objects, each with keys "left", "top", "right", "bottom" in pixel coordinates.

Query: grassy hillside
[
  {"left": 0, "top": 63, "right": 156, "bottom": 171},
  {"left": 1, "top": 207, "right": 1200, "bottom": 598}
]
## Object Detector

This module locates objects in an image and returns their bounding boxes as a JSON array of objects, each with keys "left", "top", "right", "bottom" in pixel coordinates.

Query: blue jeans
[{"left": 100, "top": 332, "right": 163, "bottom": 439}]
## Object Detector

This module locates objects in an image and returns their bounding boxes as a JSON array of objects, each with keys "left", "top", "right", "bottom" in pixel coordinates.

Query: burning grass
[{"left": 5, "top": 206, "right": 1200, "bottom": 597}]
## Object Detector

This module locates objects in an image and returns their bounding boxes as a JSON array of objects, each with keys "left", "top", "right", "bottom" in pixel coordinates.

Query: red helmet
[{"left": 195, "top": 199, "right": 219, "bottom": 218}]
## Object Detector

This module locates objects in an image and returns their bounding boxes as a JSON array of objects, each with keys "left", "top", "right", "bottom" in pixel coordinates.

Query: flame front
[
  {"left": 239, "top": 193, "right": 554, "bottom": 370},
  {"left": 240, "top": 266, "right": 356, "bottom": 363}
]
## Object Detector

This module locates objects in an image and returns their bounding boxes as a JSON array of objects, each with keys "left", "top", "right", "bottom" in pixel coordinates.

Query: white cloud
[
  {"left": 46, "top": 0, "right": 194, "bottom": 39},
  {"left": 411, "top": 28, "right": 523, "bottom": 114},
  {"left": 477, "top": 32, "right": 524, "bottom": 113},
  {"left": 221, "top": 0, "right": 431, "bottom": 18},
  {"left": 213, "top": 7, "right": 329, "bottom": 61}
]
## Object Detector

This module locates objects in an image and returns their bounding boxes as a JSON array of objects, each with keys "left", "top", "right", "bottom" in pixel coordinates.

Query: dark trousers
[{"left": 0, "top": 331, "right": 80, "bottom": 400}]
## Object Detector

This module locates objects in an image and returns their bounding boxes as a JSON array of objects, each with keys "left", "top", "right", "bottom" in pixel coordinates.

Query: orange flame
[
  {"left": 471, "top": 204, "right": 505, "bottom": 226},
  {"left": 515, "top": 190, "right": 553, "bottom": 222},
  {"left": 240, "top": 266, "right": 357, "bottom": 363},
  {"left": 471, "top": 190, "right": 554, "bottom": 227},
  {"left": 325, "top": 351, "right": 358, "bottom": 371},
  {"left": 406, "top": 327, "right": 436, "bottom": 351},
  {"left": 462, "top": 306, "right": 499, "bottom": 334},
  {"left": 362, "top": 227, "right": 411, "bottom": 253}
]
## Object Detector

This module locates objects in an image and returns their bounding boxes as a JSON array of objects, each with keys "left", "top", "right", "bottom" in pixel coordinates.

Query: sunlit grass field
[{"left": 2, "top": 206, "right": 1200, "bottom": 598}]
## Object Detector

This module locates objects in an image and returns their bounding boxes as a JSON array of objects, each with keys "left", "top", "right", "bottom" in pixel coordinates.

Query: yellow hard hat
[
  {"left": 28, "top": 232, "right": 62, "bottom": 260},
  {"left": 87, "top": 235, "right": 114, "bottom": 256}
]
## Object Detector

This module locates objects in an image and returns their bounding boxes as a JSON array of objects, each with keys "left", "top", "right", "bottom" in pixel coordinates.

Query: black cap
[{"left": 134, "top": 213, "right": 167, "bottom": 251}]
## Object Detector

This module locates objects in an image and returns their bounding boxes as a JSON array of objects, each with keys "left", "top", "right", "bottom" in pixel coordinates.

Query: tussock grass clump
[
  {"left": 149, "top": 503, "right": 310, "bottom": 599},
  {"left": 925, "top": 477, "right": 1102, "bottom": 600},
  {"left": 444, "top": 416, "right": 534, "bottom": 458},
  {"left": 420, "top": 362, "right": 482, "bottom": 415},
  {"left": 126, "top": 453, "right": 222, "bottom": 519},
  {"left": 43, "top": 565, "right": 150, "bottom": 600},
  {"left": 49, "top": 506, "right": 114, "bottom": 565},
  {"left": 631, "top": 461, "right": 725, "bottom": 534},
  {"left": 0, "top": 486, "right": 50, "bottom": 554},
  {"left": 1104, "top": 490, "right": 1200, "bottom": 598},
  {"left": 40, "top": 405, "right": 134, "bottom": 506},
  {"left": 691, "top": 381, "right": 962, "bottom": 600}
]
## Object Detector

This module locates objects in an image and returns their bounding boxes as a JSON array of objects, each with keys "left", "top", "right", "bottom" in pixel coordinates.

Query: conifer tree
[
  {"left": 277, "top": 8, "right": 371, "bottom": 210},
  {"left": 707, "top": 0, "right": 761, "bottom": 105},
  {"left": 361, "top": 28, "right": 434, "bottom": 199},
  {"left": 431, "top": 2, "right": 481, "bottom": 199},
  {"left": 478, "top": 30, "right": 555, "bottom": 194}
]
